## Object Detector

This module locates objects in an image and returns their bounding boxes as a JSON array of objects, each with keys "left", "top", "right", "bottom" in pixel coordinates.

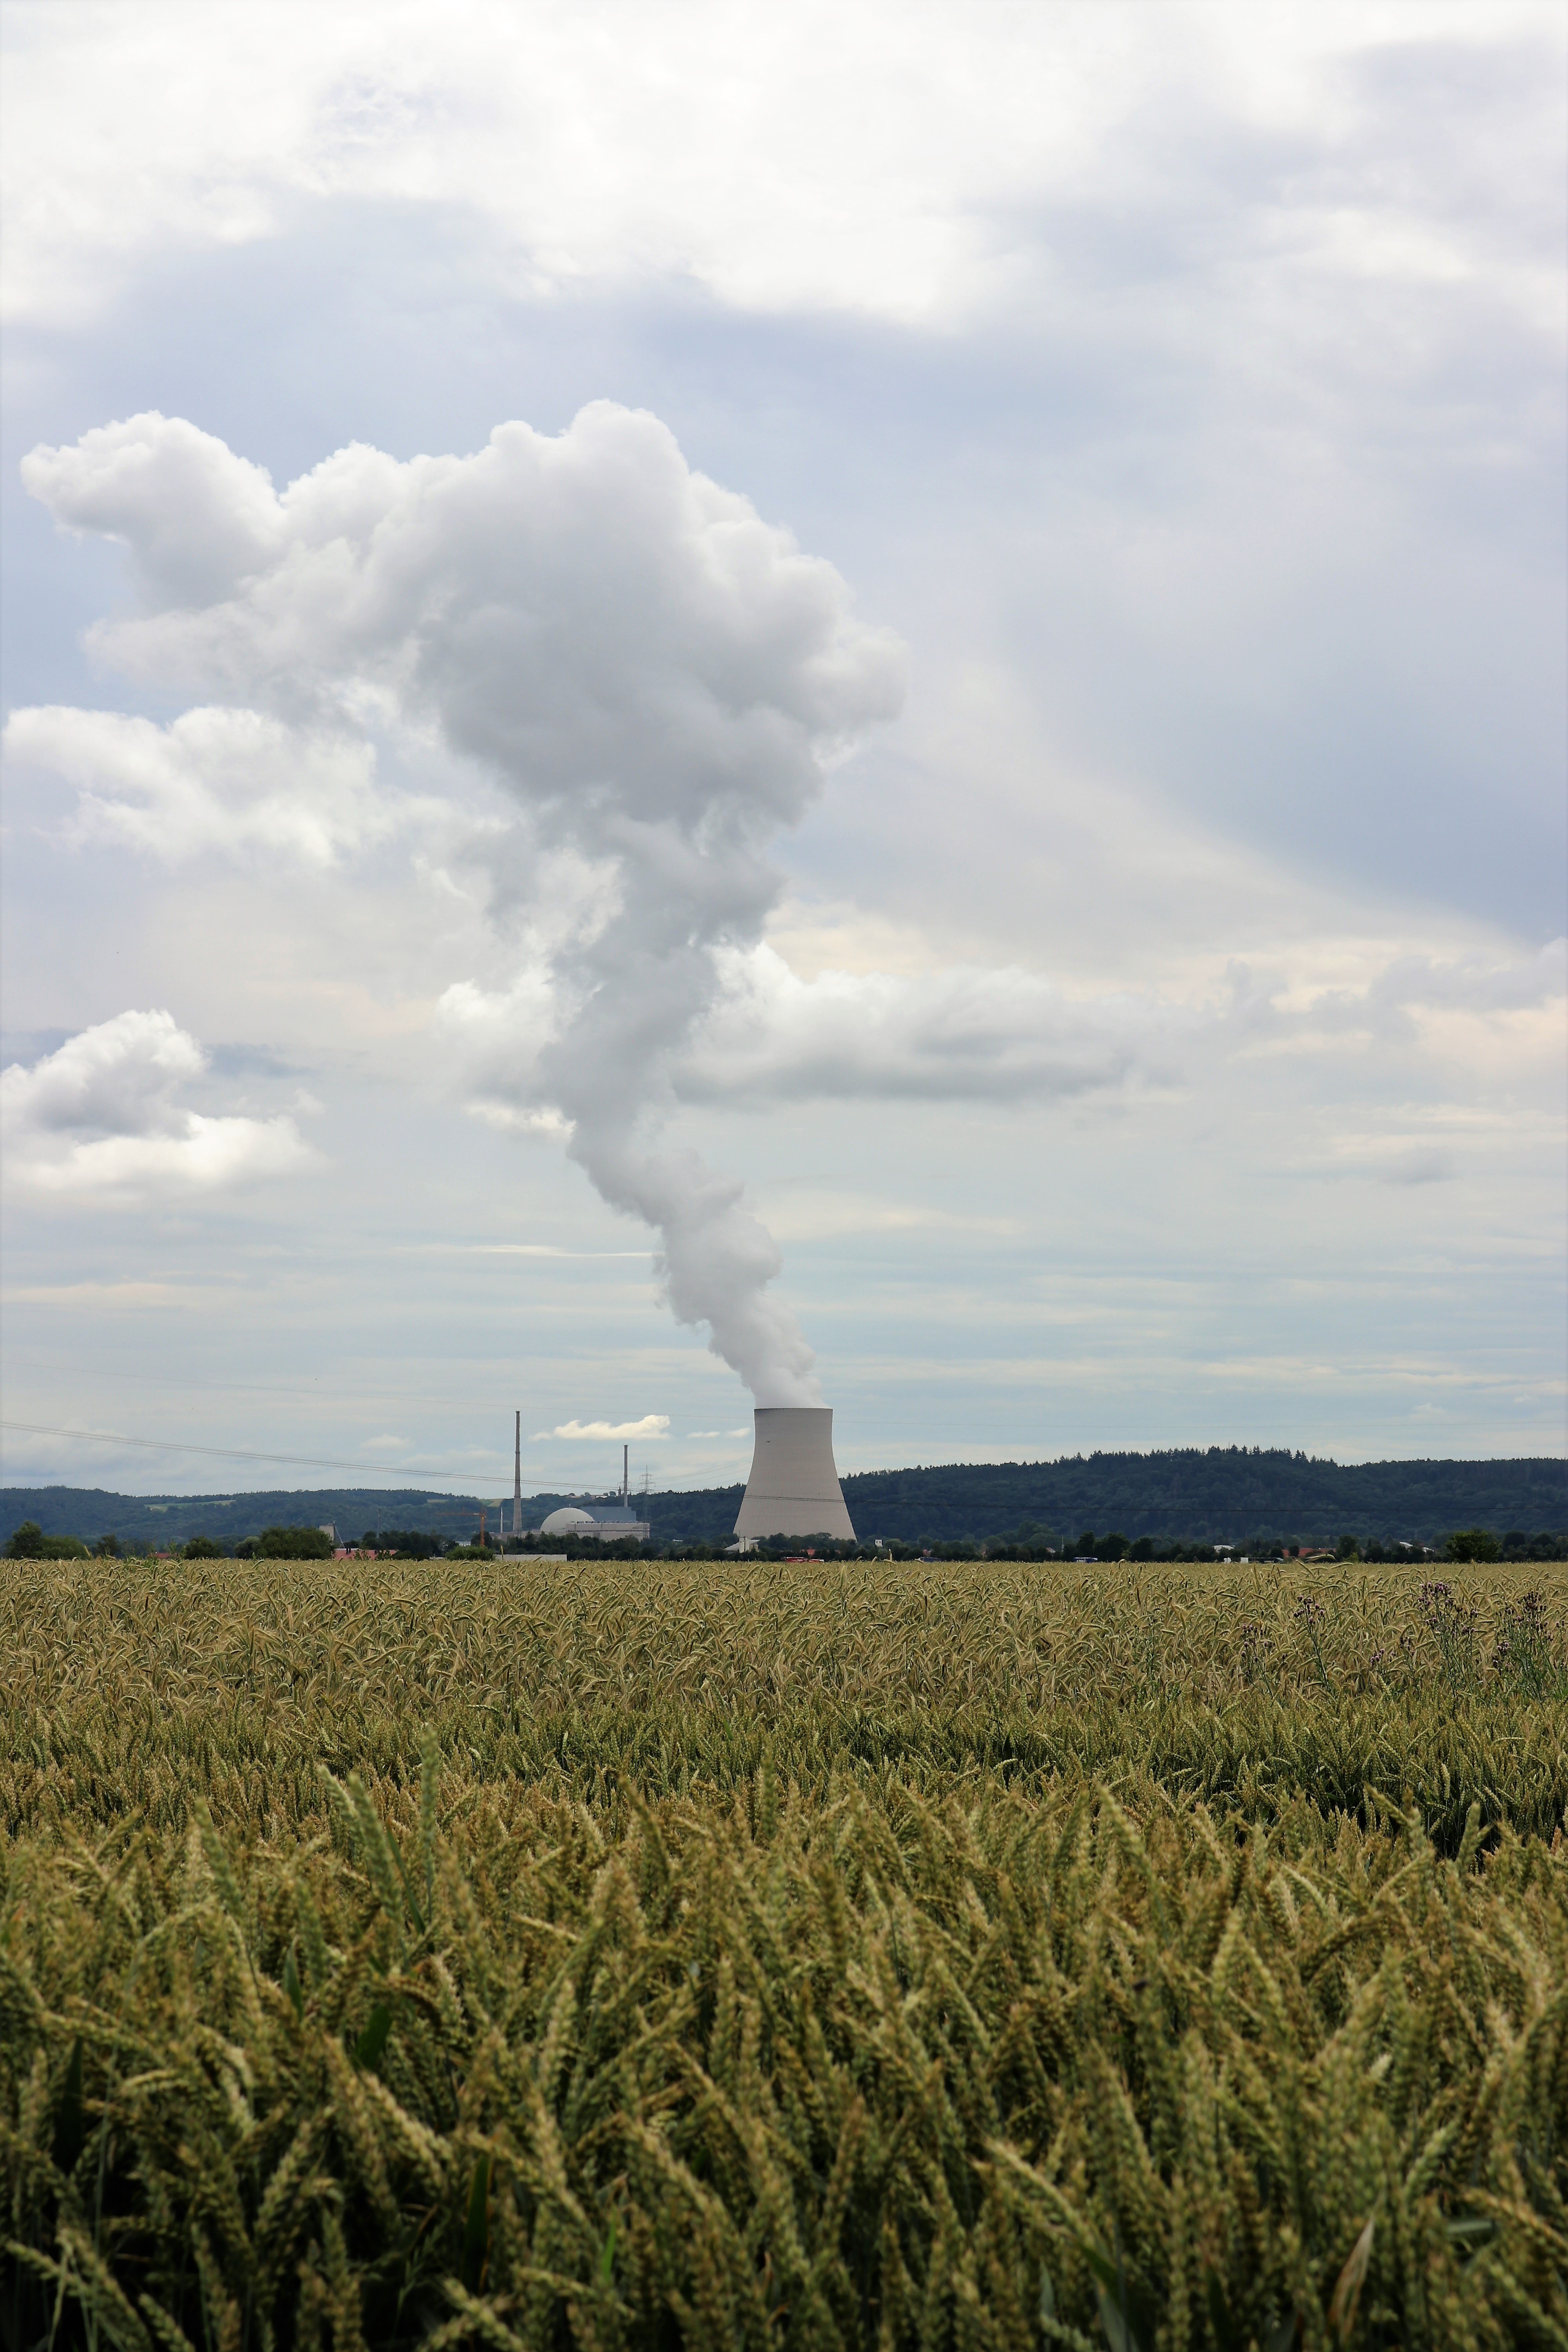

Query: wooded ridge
[{"left": 6, "top": 1445, "right": 1564, "bottom": 1550}]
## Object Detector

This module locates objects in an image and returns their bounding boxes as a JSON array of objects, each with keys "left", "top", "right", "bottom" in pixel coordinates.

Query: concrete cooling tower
[{"left": 734, "top": 1406, "right": 856, "bottom": 1543}]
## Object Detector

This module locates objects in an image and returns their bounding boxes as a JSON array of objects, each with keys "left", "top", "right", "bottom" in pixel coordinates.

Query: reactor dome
[{"left": 540, "top": 1506, "right": 598, "bottom": 1536}]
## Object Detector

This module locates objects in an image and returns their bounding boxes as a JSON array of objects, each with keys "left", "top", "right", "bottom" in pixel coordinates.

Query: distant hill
[
  {"left": 4, "top": 1448, "right": 1564, "bottom": 1552},
  {"left": 652, "top": 1450, "right": 1568, "bottom": 1548},
  {"left": 842, "top": 1451, "right": 1568, "bottom": 1550},
  {"left": 0, "top": 1485, "right": 541, "bottom": 1551}
]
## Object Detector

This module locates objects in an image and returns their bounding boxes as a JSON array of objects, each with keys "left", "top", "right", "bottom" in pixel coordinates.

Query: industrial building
[
  {"left": 538, "top": 1502, "right": 652, "bottom": 1541},
  {"left": 735, "top": 1406, "right": 855, "bottom": 1544},
  {"left": 492, "top": 1405, "right": 857, "bottom": 1547},
  {"left": 504, "top": 1417, "right": 652, "bottom": 1541}
]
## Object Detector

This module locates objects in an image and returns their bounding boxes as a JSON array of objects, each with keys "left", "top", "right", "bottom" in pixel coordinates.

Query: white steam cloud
[{"left": 24, "top": 404, "right": 904, "bottom": 1396}]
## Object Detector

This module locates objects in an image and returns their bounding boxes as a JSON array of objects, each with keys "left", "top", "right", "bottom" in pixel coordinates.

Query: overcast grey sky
[{"left": 2, "top": 0, "right": 1563, "bottom": 1500}]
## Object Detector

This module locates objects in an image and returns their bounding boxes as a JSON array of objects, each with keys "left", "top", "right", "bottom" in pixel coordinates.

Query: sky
[{"left": 1, "top": 0, "right": 1564, "bottom": 1506}]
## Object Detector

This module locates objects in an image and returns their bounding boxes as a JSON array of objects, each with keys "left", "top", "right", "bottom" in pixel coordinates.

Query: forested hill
[
  {"left": 835, "top": 1450, "right": 1568, "bottom": 1550},
  {"left": 649, "top": 1449, "right": 1568, "bottom": 1548},
  {"left": 5, "top": 1448, "right": 1565, "bottom": 1551}
]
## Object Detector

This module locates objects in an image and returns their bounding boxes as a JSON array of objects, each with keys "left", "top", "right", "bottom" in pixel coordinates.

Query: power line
[{"left": 0, "top": 1419, "right": 511, "bottom": 1487}]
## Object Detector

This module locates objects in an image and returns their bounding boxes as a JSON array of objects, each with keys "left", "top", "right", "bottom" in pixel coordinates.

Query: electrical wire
[{"left": 0, "top": 1419, "right": 507, "bottom": 1487}]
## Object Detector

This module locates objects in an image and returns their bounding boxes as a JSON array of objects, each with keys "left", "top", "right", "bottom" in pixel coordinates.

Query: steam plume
[{"left": 23, "top": 403, "right": 904, "bottom": 1397}]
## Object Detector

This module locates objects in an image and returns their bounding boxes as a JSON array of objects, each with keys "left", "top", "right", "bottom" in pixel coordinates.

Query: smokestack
[
  {"left": 735, "top": 1407, "right": 855, "bottom": 1544},
  {"left": 622, "top": 1442, "right": 628, "bottom": 1504},
  {"left": 514, "top": 1409, "right": 522, "bottom": 1535}
]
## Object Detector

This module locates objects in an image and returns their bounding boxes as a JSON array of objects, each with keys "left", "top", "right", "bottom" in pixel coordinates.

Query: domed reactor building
[
  {"left": 519, "top": 1422, "right": 652, "bottom": 1543},
  {"left": 734, "top": 1407, "right": 856, "bottom": 1546}
]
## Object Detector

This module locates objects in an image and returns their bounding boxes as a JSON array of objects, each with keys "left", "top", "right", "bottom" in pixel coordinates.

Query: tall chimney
[
  {"left": 622, "top": 1442, "right": 629, "bottom": 1504},
  {"left": 513, "top": 1409, "right": 522, "bottom": 1535},
  {"left": 735, "top": 1407, "right": 855, "bottom": 1543}
]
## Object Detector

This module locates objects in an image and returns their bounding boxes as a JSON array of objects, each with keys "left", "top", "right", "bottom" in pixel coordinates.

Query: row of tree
[
  {"left": 3, "top": 1520, "right": 335, "bottom": 1560},
  {"left": 7, "top": 1518, "right": 1564, "bottom": 1563}
]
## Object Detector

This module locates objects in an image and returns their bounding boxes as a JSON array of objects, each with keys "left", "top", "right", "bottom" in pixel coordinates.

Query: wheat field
[{"left": 3, "top": 1558, "right": 1565, "bottom": 2349}]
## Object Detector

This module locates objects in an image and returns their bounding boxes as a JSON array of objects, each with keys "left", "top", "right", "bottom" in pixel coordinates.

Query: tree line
[{"left": 7, "top": 1517, "right": 1564, "bottom": 1564}]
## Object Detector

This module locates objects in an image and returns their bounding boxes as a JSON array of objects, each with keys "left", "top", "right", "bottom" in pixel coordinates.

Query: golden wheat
[
  {"left": 2, "top": 1559, "right": 1564, "bottom": 2349},
  {"left": 3, "top": 1559, "right": 1563, "bottom": 1847}
]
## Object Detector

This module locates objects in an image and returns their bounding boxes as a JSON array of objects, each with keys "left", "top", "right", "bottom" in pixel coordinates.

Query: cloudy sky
[{"left": 2, "top": 0, "right": 1563, "bottom": 1504}]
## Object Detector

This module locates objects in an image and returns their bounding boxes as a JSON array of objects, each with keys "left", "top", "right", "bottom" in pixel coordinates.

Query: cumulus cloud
[
  {"left": 3, "top": 705, "right": 401, "bottom": 866},
  {"left": 25, "top": 403, "right": 903, "bottom": 1401},
  {"left": 1, "top": 1009, "right": 316, "bottom": 1200},
  {"left": 21, "top": 410, "right": 283, "bottom": 602},
  {"left": 539, "top": 1415, "right": 670, "bottom": 1442},
  {"left": 686, "top": 944, "right": 1149, "bottom": 1102}
]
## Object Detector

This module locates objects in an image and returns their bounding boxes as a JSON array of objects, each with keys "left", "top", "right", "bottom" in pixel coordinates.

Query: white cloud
[
  {"left": 438, "top": 940, "right": 1161, "bottom": 1113},
  {"left": 1375, "top": 1148, "right": 1456, "bottom": 1187},
  {"left": 436, "top": 965, "right": 559, "bottom": 1115},
  {"left": 760, "top": 1193, "right": 1022, "bottom": 1243},
  {"left": 434, "top": 929, "right": 1567, "bottom": 1138},
  {"left": 1, "top": 1010, "right": 317, "bottom": 1201},
  {"left": 18, "top": 409, "right": 283, "bottom": 595},
  {"left": 4, "top": 705, "right": 403, "bottom": 866},
  {"left": 1302, "top": 1140, "right": 1461, "bottom": 1188},
  {"left": 538, "top": 1415, "right": 670, "bottom": 1442},
  {"left": 4, "top": 4, "right": 1558, "bottom": 333},
  {"left": 1227, "top": 940, "right": 1568, "bottom": 1055},
  {"left": 685, "top": 942, "right": 1155, "bottom": 1103},
  {"left": 1365, "top": 941, "right": 1568, "bottom": 1019},
  {"left": 360, "top": 1433, "right": 410, "bottom": 1450},
  {"left": 6, "top": 1006, "right": 204, "bottom": 1134},
  {"left": 0, "top": 1280, "right": 210, "bottom": 1309}
]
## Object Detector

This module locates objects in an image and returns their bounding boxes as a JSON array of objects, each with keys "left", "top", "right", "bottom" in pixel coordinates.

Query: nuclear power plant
[
  {"left": 535, "top": 1439, "right": 651, "bottom": 1542},
  {"left": 734, "top": 1406, "right": 856, "bottom": 1544},
  {"left": 495, "top": 1406, "right": 852, "bottom": 1549}
]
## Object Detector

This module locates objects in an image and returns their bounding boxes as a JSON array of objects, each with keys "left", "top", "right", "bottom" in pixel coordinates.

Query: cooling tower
[{"left": 734, "top": 1406, "right": 856, "bottom": 1543}]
